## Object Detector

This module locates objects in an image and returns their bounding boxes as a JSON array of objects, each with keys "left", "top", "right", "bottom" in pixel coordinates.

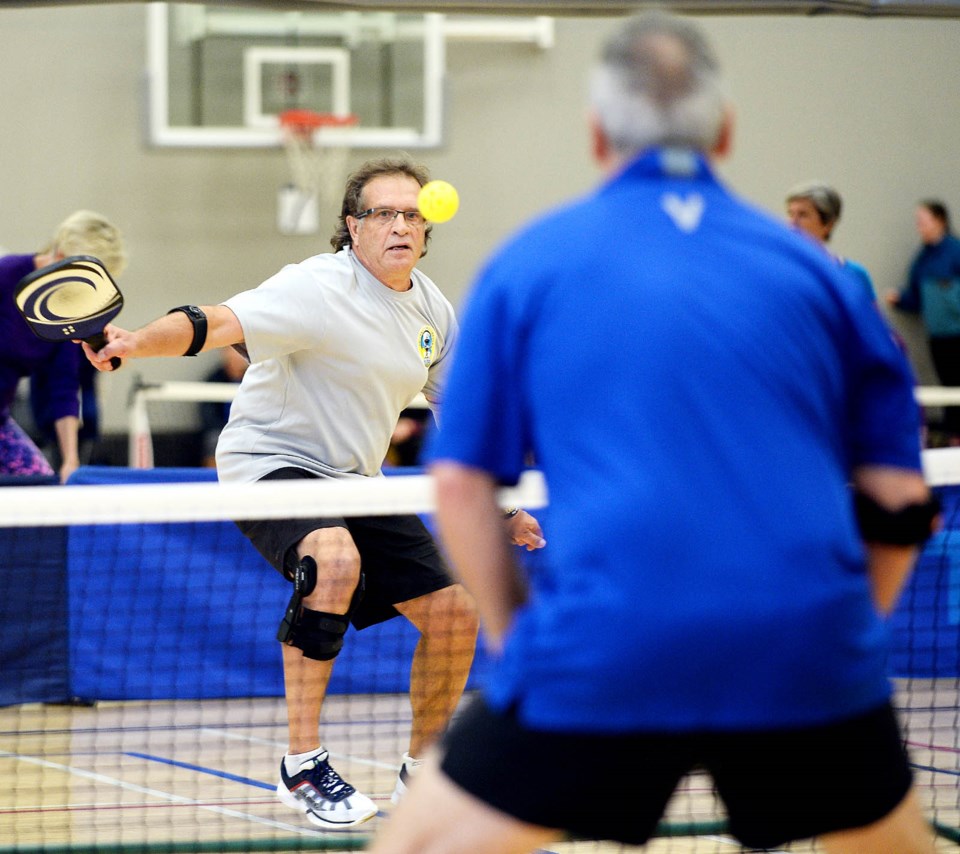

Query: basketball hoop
[
  {"left": 277, "top": 110, "right": 357, "bottom": 235},
  {"left": 280, "top": 111, "right": 358, "bottom": 201}
]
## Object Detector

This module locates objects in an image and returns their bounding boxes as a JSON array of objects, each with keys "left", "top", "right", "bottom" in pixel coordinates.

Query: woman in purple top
[{"left": 0, "top": 210, "right": 126, "bottom": 482}]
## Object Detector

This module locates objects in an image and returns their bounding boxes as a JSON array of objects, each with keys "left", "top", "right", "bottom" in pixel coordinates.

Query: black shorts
[
  {"left": 235, "top": 467, "right": 454, "bottom": 630},
  {"left": 440, "top": 696, "right": 914, "bottom": 850}
]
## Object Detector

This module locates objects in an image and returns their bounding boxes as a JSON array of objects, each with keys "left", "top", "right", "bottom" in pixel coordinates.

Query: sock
[
  {"left": 402, "top": 752, "right": 424, "bottom": 772},
  {"left": 284, "top": 746, "right": 325, "bottom": 776}
]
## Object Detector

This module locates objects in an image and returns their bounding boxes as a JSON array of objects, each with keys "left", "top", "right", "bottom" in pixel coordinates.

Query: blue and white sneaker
[
  {"left": 277, "top": 749, "right": 378, "bottom": 829},
  {"left": 390, "top": 752, "right": 424, "bottom": 805}
]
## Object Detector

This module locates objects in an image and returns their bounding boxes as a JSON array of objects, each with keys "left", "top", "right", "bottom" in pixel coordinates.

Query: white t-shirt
[{"left": 216, "top": 248, "right": 458, "bottom": 483}]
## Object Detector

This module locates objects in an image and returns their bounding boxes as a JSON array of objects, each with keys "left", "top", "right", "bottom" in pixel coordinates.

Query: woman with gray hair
[
  {"left": 786, "top": 180, "right": 876, "bottom": 299},
  {"left": 0, "top": 210, "right": 126, "bottom": 482}
]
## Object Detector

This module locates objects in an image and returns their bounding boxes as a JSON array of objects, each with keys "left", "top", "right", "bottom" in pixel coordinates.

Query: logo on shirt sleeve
[{"left": 418, "top": 326, "right": 436, "bottom": 366}]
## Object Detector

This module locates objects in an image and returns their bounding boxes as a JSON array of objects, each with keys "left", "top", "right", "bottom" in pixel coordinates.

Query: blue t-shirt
[{"left": 429, "top": 148, "right": 922, "bottom": 732}]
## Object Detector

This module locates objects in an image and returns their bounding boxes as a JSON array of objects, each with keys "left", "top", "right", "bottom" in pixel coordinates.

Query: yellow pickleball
[{"left": 418, "top": 180, "right": 460, "bottom": 223}]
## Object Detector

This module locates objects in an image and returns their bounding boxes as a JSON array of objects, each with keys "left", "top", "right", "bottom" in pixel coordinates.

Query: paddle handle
[{"left": 84, "top": 331, "right": 122, "bottom": 371}]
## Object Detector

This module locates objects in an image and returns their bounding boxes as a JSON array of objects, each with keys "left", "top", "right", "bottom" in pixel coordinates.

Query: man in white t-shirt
[{"left": 83, "top": 158, "right": 545, "bottom": 830}]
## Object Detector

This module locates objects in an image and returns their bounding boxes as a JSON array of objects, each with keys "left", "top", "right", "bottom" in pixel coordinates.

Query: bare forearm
[
  {"left": 432, "top": 462, "right": 528, "bottom": 651},
  {"left": 53, "top": 415, "right": 80, "bottom": 483},
  {"left": 865, "top": 542, "right": 919, "bottom": 615},
  {"left": 130, "top": 305, "right": 242, "bottom": 357},
  {"left": 54, "top": 415, "right": 79, "bottom": 458},
  {"left": 83, "top": 305, "right": 243, "bottom": 370},
  {"left": 114, "top": 312, "right": 194, "bottom": 359}
]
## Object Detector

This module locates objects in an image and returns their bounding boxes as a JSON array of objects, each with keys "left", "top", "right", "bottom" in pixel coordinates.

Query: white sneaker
[
  {"left": 277, "top": 749, "right": 378, "bottom": 828},
  {"left": 390, "top": 752, "right": 425, "bottom": 805}
]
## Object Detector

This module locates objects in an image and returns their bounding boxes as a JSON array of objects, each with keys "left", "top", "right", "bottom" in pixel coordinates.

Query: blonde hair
[{"left": 48, "top": 210, "right": 128, "bottom": 278}]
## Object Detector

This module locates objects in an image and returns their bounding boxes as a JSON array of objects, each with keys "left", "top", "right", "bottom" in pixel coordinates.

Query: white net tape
[
  {"left": 0, "top": 448, "right": 956, "bottom": 527},
  {"left": 0, "top": 470, "right": 548, "bottom": 527}
]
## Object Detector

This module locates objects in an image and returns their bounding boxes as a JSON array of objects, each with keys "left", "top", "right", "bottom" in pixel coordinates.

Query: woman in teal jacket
[{"left": 887, "top": 199, "right": 960, "bottom": 440}]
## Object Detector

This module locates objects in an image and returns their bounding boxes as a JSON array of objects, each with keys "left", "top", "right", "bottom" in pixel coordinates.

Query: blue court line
[
  {"left": 912, "top": 761, "right": 960, "bottom": 778},
  {"left": 0, "top": 715, "right": 412, "bottom": 739},
  {"left": 125, "top": 751, "right": 274, "bottom": 790}
]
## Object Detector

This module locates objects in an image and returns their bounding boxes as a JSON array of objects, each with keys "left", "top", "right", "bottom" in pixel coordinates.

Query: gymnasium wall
[{"left": 0, "top": 5, "right": 958, "bottom": 433}]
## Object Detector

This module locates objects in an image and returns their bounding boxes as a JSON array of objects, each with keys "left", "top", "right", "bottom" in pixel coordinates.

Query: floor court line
[
  {"left": 907, "top": 738, "right": 960, "bottom": 756},
  {"left": 124, "top": 751, "right": 276, "bottom": 790},
  {"left": 0, "top": 748, "right": 337, "bottom": 838},
  {"left": 0, "top": 714, "right": 414, "bottom": 740},
  {"left": 122, "top": 749, "right": 390, "bottom": 821},
  {"left": 912, "top": 762, "right": 960, "bottom": 778},
  {"left": 200, "top": 725, "right": 403, "bottom": 772},
  {"left": 3, "top": 796, "right": 279, "bottom": 817}
]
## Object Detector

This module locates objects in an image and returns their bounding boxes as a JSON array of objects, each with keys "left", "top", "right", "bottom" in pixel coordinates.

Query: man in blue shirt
[{"left": 371, "top": 11, "right": 938, "bottom": 854}]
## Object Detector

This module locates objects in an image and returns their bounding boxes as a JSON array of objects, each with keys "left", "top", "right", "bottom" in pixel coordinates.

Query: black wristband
[
  {"left": 853, "top": 491, "right": 941, "bottom": 546},
  {"left": 167, "top": 305, "right": 207, "bottom": 357}
]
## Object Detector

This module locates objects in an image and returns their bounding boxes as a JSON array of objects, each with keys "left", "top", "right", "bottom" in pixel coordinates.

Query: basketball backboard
[{"left": 145, "top": 5, "right": 445, "bottom": 148}]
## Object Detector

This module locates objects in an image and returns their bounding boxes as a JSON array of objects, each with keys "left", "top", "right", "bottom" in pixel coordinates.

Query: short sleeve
[
  {"left": 426, "top": 269, "right": 529, "bottom": 486},
  {"left": 844, "top": 296, "right": 923, "bottom": 471},
  {"left": 223, "top": 265, "right": 327, "bottom": 363}
]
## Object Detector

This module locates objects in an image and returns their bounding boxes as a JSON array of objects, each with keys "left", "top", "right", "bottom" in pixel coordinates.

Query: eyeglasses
[{"left": 355, "top": 208, "right": 426, "bottom": 227}]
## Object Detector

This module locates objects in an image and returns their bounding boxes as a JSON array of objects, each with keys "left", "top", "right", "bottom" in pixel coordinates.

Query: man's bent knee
[
  {"left": 277, "top": 554, "right": 364, "bottom": 661},
  {"left": 400, "top": 584, "right": 479, "bottom": 637},
  {"left": 298, "top": 527, "right": 362, "bottom": 611}
]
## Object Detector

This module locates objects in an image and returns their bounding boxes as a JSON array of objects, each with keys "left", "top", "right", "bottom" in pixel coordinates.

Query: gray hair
[
  {"left": 48, "top": 209, "right": 128, "bottom": 278},
  {"left": 786, "top": 181, "right": 843, "bottom": 231},
  {"left": 589, "top": 11, "right": 728, "bottom": 158}
]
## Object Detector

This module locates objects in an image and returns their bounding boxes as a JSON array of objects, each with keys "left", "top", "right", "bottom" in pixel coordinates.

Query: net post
[{"left": 128, "top": 378, "right": 154, "bottom": 469}]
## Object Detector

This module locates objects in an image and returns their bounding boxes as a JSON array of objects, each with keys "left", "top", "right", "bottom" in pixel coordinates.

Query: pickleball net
[{"left": 0, "top": 458, "right": 958, "bottom": 853}]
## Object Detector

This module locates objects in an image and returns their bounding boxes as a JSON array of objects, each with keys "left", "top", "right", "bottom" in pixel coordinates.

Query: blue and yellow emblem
[{"left": 418, "top": 326, "right": 436, "bottom": 367}]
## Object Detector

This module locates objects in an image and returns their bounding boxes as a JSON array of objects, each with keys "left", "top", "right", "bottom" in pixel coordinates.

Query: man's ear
[
  {"left": 346, "top": 214, "right": 360, "bottom": 244},
  {"left": 712, "top": 105, "right": 735, "bottom": 160},
  {"left": 589, "top": 112, "right": 614, "bottom": 169}
]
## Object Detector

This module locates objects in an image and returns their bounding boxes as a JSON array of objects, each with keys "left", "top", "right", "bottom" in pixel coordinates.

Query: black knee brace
[
  {"left": 276, "top": 556, "right": 317, "bottom": 645},
  {"left": 291, "top": 608, "right": 350, "bottom": 661},
  {"left": 276, "top": 555, "right": 364, "bottom": 661}
]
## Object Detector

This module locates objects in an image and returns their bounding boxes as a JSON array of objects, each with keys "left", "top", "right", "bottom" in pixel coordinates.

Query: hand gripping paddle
[{"left": 15, "top": 254, "right": 124, "bottom": 369}]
